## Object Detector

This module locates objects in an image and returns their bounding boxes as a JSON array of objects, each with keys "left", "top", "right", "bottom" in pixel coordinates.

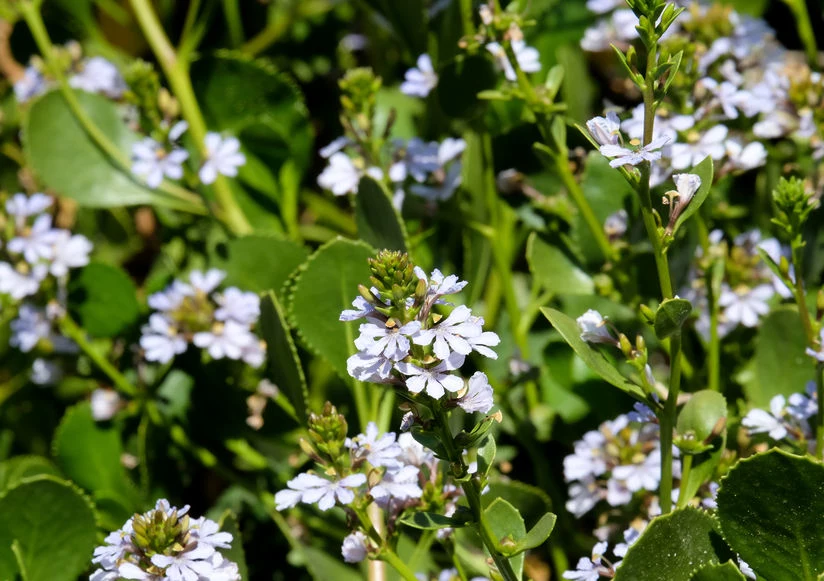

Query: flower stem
[
  {"left": 708, "top": 301, "right": 721, "bottom": 392},
  {"left": 128, "top": 0, "right": 253, "bottom": 235},
  {"left": 791, "top": 244, "right": 815, "bottom": 346},
  {"left": 782, "top": 0, "right": 818, "bottom": 67},
  {"left": 459, "top": 0, "right": 475, "bottom": 36},
  {"left": 379, "top": 548, "right": 421, "bottom": 581},
  {"left": 18, "top": 1, "right": 206, "bottom": 214},
  {"left": 675, "top": 453, "right": 693, "bottom": 509},
  {"left": 58, "top": 315, "right": 138, "bottom": 397},
  {"left": 659, "top": 332, "right": 682, "bottom": 515}
]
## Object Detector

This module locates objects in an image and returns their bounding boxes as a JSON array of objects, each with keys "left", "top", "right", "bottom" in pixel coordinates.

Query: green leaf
[
  {"left": 483, "top": 497, "right": 525, "bottom": 576},
  {"left": 399, "top": 511, "right": 468, "bottom": 530},
  {"left": 654, "top": 298, "right": 693, "bottom": 339},
  {"left": 717, "top": 449, "right": 824, "bottom": 581},
  {"left": 477, "top": 435, "right": 496, "bottom": 479},
  {"left": 738, "top": 307, "right": 815, "bottom": 408},
  {"left": 23, "top": 90, "right": 164, "bottom": 207},
  {"left": 192, "top": 52, "right": 313, "bottom": 179},
  {"left": 0, "top": 456, "right": 61, "bottom": 493},
  {"left": 526, "top": 233, "right": 594, "bottom": 295},
  {"left": 52, "top": 403, "right": 137, "bottom": 509},
  {"left": 436, "top": 55, "right": 498, "bottom": 119},
  {"left": 68, "top": 262, "right": 140, "bottom": 337},
  {"left": 211, "top": 236, "right": 308, "bottom": 294},
  {"left": 260, "top": 291, "right": 308, "bottom": 421},
  {"left": 289, "top": 238, "right": 374, "bottom": 380},
  {"left": 614, "top": 508, "right": 732, "bottom": 581},
  {"left": 541, "top": 307, "right": 645, "bottom": 398},
  {"left": 374, "top": 87, "right": 425, "bottom": 140},
  {"left": 512, "top": 512, "right": 557, "bottom": 554},
  {"left": 355, "top": 177, "right": 408, "bottom": 252},
  {"left": 361, "top": 0, "right": 426, "bottom": 56},
  {"left": 671, "top": 156, "right": 714, "bottom": 235},
  {"left": 676, "top": 390, "right": 726, "bottom": 444},
  {"left": 218, "top": 511, "right": 249, "bottom": 580},
  {"left": 690, "top": 562, "right": 747, "bottom": 581},
  {"left": 0, "top": 476, "right": 97, "bottom": 581},
  {"left": 155, "top": 370, "right": 194, "bottom": 421}
]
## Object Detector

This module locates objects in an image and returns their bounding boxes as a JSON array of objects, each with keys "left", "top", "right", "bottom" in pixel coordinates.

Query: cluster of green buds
[
  {"left": 360, "top": 250, "right": 427, "bottom": 322},
  {"left": 122, "top": 59, "right": 181, "bottom": 136},
  {"left": 300, "top": 402, "right": 351, "bottom": 474},
  {"left": 771, "top": 176, "right": 818, "bottom": 244},
  {"left": 130, "top": 503, "right": 193, "bottom": 569}
]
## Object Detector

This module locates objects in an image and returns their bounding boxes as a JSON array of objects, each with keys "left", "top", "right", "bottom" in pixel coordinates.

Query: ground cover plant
[{"left": 1, "top": 0, "right": 824, "bottom": 579}]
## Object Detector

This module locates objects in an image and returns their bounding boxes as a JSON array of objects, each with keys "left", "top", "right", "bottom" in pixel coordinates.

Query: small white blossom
[
  {"left": 396, "top": 352, "right": 466, "bottom": 398},
  {"left": 318, "top": 153, "right": 362, "bottom": 195},
  {"left": 0, "top": 262, "right": 48, "bottom": 299},
  {"left": 319, "top": 137, "right": 351, "bottom": 158},
  {"left": 486, "top": 40, "right": 541, "bottom": 82},
  {"left": 131, "top": 137, "right": 189, "bottom": 188},
  {"left": 69, "top": 57, "right": 125, "bottom": 98},
  {"left": 189, "top": 269, "right": 226, "bottom": 294},
  {"left": 193, "top": 320, "right": 259, "bottom": 363},
  {"left": 670, "top": 126, "right": 728, "bottom": 171},
  {"left": 401, "top": 54, "right": 438, "bottom": 97},
  {"left": 371, "top": 464, "right": 424, "bottom": 506},
  {"left": 14, "top": 66, "right": 47, "bottom": 103},
  {"left": 91, "top": 389, "right": 122, "bottom": 421},
  {"left": 7, "top": 214, "right": 62, "bottom": 264},
  {"left": 563, "top": 542, "right": 608, "bottom": 581},
  {"left": 10, "top": 304, "right": 51, "bottom": 352},
  {"left": 599, "top": 136, "right": 669, "bottom": 168},
  {"left": 214, "top": 287, "right": 260, "bottom": 325},
  {"left": 346, "top": 422, "right": 404, "bottom": 469},
  {"left": 671, "top": 173, "right": 701, "bottom": 207},
  {"left": 199, "top": 133, "right": 246, "bottom": 184},
  {"left": 413, "top": 305, "right": 483, "bottom": 359},
  {"left": 31, "top": 358, "right": 61, "bottom": 385},
  {"left": 6, "top": 192, "right": 52, "bottom": 223},
  {"left": 742, "top": 395, "right": 789, "bottom": 440},
  {"left": 340, "top": 296, "right": 377, "bottom": 321},
  {"left": 587, "top": 112, "right": 622, "bottom": 147},
  {"left": 49, "top": 232, "right": 93, "bottom": 277},
  {"left": 577, "top": 309, "right": 615, "bottom": 344},
  {"left": 457, "top": 371, "right": 494, "bottom": 413},
  {"left": 347, "top": 351, "right": 395, "bottom": 383},
  {"left": 341, "top": 531, "right": 369, "bottom": 563},
  {"left": 139, "top": 314, "right": 188, "bottom": 363},
  {"left": 719, "top": 284, "right": 773, "bottom": 328},
  {"left": 355, "top": 319, "right": 422, "bottom": 361},
  {"left": 275, "top": 472, "right": 367, "bottom": 511}
]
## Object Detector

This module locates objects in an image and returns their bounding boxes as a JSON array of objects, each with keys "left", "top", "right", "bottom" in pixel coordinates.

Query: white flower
[
  {"left": 371, "top": 464, "right": 423, "bottom": 506},
  {"left": 738, "top": 556, "right": 757, "bottom": 580},
  {"left": 139, "top": 313, "right": 188, "bottom": 363},
  {"left": 486, "top": 39, "right": 541, "bottom": 81},
  {"left": 401, "top": 54, "right": 438, "bottom": 97},
  {"left": 355, "top": 318, "right": 421, "bottom": 361},
  {"left": 612, "top": 449, "right": 662, "bottom": 492},
  {"left": 151, "top": 546, "right": 215, "bottom": 580},
  {"left": 341, "top": 531, "right": 369, "bottom": 563},
  {"left": 91, "top": 389, "right": 122, "bottom": 421},
  {"left": 131, "top": 137, "right": 189, "bottom": 188},
  {"left": 189, "top": 269, "right": 226, "bottom": 294},
  {"left": 346, "top": 422, "right": 404, "bottom": 469},
  {"left": 400, "top": 411, "right": 415, "bottom": 432},
  {"left": 566, "top": 477, "right": 602, "bottom": 517},
  {"left": 275, "top": 472, "right": 367, "bottom": 511},
  {"left": 599, "top": 135, "right": 669, "bottom": 168},
  {"left": 31, "top": 358, "right": 61, "bottom": 385},
  {"left": 587, "top": 0, "right": 626, "bottom": 13},
  {"left": 563, "top": 542, "right": 608, "bottom": 581},
  {"left": 6, "top": 192, "right": 52, "bottom": 223},
  {"left": 0, "top": 262, "right": 48, "bottom": 300},
  {"left": 190, "top": 517, "right": 233, "bottom": 549},
  {"left": 14, "top": 66, "right": 47, "bottom": 103},
  {"left": 415, "top": 267, "right": 468, "bottom": 298},
  {"left": 347, "top": 351, "right": 395, "bottom": 383},
  {"left": 457, "top": 371, "right": 494, "bottom": 413},
  {"left": 581, "top": 9, "right": 638, "bottom": 51},
  {"left": 193, "top": 320, "right": 258, "bottom": 361},
  {"left": 409, "top": 164, "right": 463, "bottom": 201},
  {"left": 725, "top": 140, "right": 767, "bottom": 171},
  {"left": 49, "top": 232, "right": 93, "bottom": 277},
  {"left": 317, "top": 153, "right": 362, "bottom": 195},
  {"left": 214, "top": 287, "right": 260, "bottom": 325},
  {"left": 587, "top": 112, "right": 622, "bottom": 147},
  {"left": 413, "top": 305, "right": 483, "bottom": 359},
  {"left": 199, "top": 133, "right": 246, "bottom": 184},
  {"left": 10, "top": 304, "right": 51, "bottom": 352},
  {"left": 577, "top": 309, "right": 614, "bottom": 344},
  {"left": 671, "top": 173, "right": 701, "bottom": 207},
  {"left": 395, "top": 352, "right": 465, "bottom": 398},
  {"left": 670, "top": 126, "right": 728, "bottom": 171},
  {"left": 7, "top": 214, "right": 61, "bottom": 264},
  {"left": 564, "top": 430, "right": 608, "bottom": 482},
  {"left": 69, "top": 57, "right": 125, "bottom": 98},
  {"left": 319, "top": 136, "right": 351, "bottom": 158},
  {"left": 742, "top": 395, "right": 788, "bottom": 440},
  {"left": 438, "top": 138, "right": 466, "bottom": 165},
  {"left": 340, "top": 296, "right": 377, "bottom": 321},
  {"left": 719, "top": 284, "right": 773, "bottom": 327}
]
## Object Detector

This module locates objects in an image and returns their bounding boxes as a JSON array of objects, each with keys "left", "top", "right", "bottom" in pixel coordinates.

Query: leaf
[
  {"left": 211, "top": 235, "right": 308, "bottom": 294},
  {"left": 671, "top": 156, "right": 714, "bottom": 235},
  {"left": 156, "top": 370, "right": 194, "bottom": 421},
  {"left": 483, "top": 497, "right": 525, "bottom": 576},
  {"left": 68, "top": 262, "right": 140, "bottom": 337},
  {"left": 192, "top": 52, "right": 313, "bottom": 179},
  {"left": 654, "top": 298, "right": 693, "bottom": 339},
  {"left": 399, "top": 511, "right": 468, "bottom": 530},
  {"left": 541, "top": 307, "right": 645, "bottom": 398},
  {"left": 716, "top": 449, "right": 824, "bottom": 581},
  {"left": 512, "top": 512, "right": 557, "bottom": 554},
  {"left": 355, "top": 177, "right": 408, "bottom": 252},
  {"left": 436, "top": 55, "right": 498, "bottom": 119},
  {"left": 260, "top": 291, "right": 308, "bottom": 421},
  {"left": 289, "top": 238, "right": 374, "bottom": 380},
  {"left": 690, "top": 562, "right": 747, "bottom": 581},
  {"left": 218, "top": 511, "right": 249, "bottom": 581},
  {"left": 0, "top": 476, "right": 97, "bottom": 581},
  {"left": 0, "top": 456, "right": 61, "bottom": 493},
  {"left": 614, "top": 508, "right": 732, "bottom": 581},
  {"left": 477, "top": 434, "right": 496, "bottom": 479},
  {"left": 52, "top": 402, "right": 137, "bottom": 509},
  {"left": 738, "top": 307, "right": 815, "bottom": 408},
  {"left": 23, "top": 90, "right": 164, "bottom": 207},
  {"left": 676, "top": 390, "right": 727, "bottom": 443},
  {"left": 526, "top": 233, "right": 594, "bottom": 295}
]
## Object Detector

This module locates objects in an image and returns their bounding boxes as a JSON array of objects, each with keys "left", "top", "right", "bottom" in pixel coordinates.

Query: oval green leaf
[{"left": 654, "top": 297, "right": 693, "bottom": 339}]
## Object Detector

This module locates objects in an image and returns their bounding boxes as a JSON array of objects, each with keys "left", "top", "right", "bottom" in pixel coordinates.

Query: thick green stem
[
  {"left": 458, "top": 0, "right": 475, "bottom": 36},
  {"left": 59, "top": 316, "right": 138, "bottom": 397},
  {"left": 221, "top": 0, "right": 245, "bottom": 47},
  {"left": 708, "top": 302, "right": 720, "bottom": 392},
  {"left": 791, "top": 244, "right": 815, "bottom": 346},
  {"left": 659, "top": 333, "right": 682, "bottom": 515},
  {"left": 379, "top": 548, "right": 420, "bottom": 581},
  {"left": 242, "top": 15, "right": 292, "bottom": 57},
  {"left": 128, "top": 0, "right": 253, "bottom": 235},
  {"left": 675, "top": 453, "right": 693, "bottom": 509},
  {"left": 783, "top": 0, "right": 818, "bottom": 66},
  {"left": 18, "top": 2, "right": 206, "bottom": 214}
]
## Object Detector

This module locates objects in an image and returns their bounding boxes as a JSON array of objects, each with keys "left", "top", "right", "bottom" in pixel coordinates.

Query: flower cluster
[
  {"left": 742, "top": 381, "right": 817, "bottom": 451},
  {"left": 343, "top": 251, "right": 499, "bottom": 410},
  {"left": 562, "top": 523, "right": 644, "bottom": 581},
  {"left": 140, "top": 269, "right": 264, "bottom": 367},
  {"left": 275, "top": 406, "right": 462, "bottom": 564},
  {"left": 90, "top": 498, "right": 240, "bottom": 581},
  {"left": 563, "top": 411, "right": 679, "bottom": 518},
  {"left": 14, "top": 41, "right": 125, "bottom": 103},
  {"left": 581, "top": 2, "right": 824, "bottom": 186}
]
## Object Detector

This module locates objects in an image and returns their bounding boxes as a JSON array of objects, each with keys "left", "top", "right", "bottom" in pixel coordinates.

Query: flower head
[
  {"left": 199, "top": 133, "right": 246, "bottom": 184},
  {"left": 401, "top": 54, "right": 438, "bottom": 97}
]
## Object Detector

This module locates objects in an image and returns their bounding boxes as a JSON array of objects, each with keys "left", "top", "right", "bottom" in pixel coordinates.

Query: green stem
[
  {"left": 379, "top": 548, "right": 421, "bottom": 581},
  {"left": 792, "top": 244, "right": 815, "bottom": 346},
  {"left": 18, "top": 1, "right": 206, "bottom": 214},
  {"left": 783, "top": 0, "right": 818, "bottom": 66},
  {"left": 708, "top": 301, "right": 720, "bottom": 392},
  {"left": 659, "top": 333, "right": 682, "bottom": 515},
  {"left": 128, "top": 0, "right": 253, "bottom": 235},
  {"left": 242, "top": 15, "right": 292, "bottom": 57},
  {"left": 221, "top": 0, "right": 245, "bottom": 46},
  {"left": 59, "top": 316, "right": 138, "bottom": 397},
  {"left": 675, "top": 453, "right": 693, "bottom": 509},
  {"left": 458, "top": 0, "right": 475, "bottom": 36},
  {"left": 432, "top": 406, "right": 519, "bottom": 581}
]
